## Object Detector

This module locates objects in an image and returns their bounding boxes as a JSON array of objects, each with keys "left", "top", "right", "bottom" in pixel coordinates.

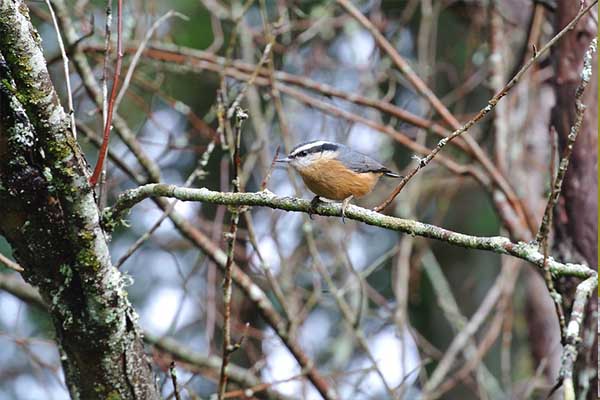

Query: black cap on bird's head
[{"left": 276, "top": 140, "right": 340, "bottom": 163}]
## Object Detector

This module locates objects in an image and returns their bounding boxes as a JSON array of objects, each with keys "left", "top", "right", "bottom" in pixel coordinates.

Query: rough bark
[
  {"left": 0, "top": 1, "right": 159, "bottom": 399},
  {"left": 551, "top": 1, "right": 598, "bottom": 397}
]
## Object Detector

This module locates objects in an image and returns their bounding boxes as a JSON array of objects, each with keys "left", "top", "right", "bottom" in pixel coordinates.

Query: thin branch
[
  {"left": 538, "top": 37, "right": 596, "bottom": 348},
  {"left": 226, "top": 42, "right": 273, "bottom": 119},
  {"left": 115, "top": 10, "right": 189, "bottom": 110},
  {"left": 0, "top": 253, "right": 24, "bottom": 273},
  {"left": 85, "top": 41, "right": 470, "bottom": 152},
  {"left": 44, "top": 0, "right": 76, "bottom": 139},
  {"left": 373, "top": 0, "right": 598, "bottom": 212},
  {"left": 557, "top": 276, "right": 598, "bottom": 399},
  {"left": 305, "top": 236, "right": 397, "bottom": 398},
  {"left": 422, "top": 263, "right": 519, "bottom": 396},
  {"left": 536, "top": 37, "right": 597, "bottom": 243},
  {"left": 217, "top": 109, "right": 247, "bottom": 400},
  {"left": 169, "top": 362, "right": 182, "bottom": 400},
  {"left": 90, "top": 0, "right": 124, "bottom": 186},
  {"left": 420, "top": 249, "right": 500, "bottom": 395},
  {"left": 104, "top": 184, "right": 594, "bottom": 279}
]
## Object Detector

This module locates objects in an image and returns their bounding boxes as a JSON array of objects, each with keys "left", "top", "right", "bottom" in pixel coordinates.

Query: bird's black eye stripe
[
  {"left": 320, "top": 143, "right": 338, "bottom": 152},
  {"left": 290, "top": 142, "right": 339, "bottom": 158}
]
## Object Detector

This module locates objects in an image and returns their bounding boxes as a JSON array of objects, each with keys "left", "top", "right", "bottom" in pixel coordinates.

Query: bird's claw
[
  {"left": 309, "top": 196, "right": 321, "bottom": 219},
  {"left": 341, "top": 196, "right": 353, "bottom": 224}
]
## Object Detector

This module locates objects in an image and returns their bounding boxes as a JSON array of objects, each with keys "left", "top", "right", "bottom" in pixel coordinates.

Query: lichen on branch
[{"left": 105, "top": 183, "right": 594, "bottom": 279}]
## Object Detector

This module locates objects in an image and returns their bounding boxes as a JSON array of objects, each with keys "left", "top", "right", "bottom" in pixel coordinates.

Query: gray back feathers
[{"left": 336, "top": 145, "right": 400, "bottom": 177}]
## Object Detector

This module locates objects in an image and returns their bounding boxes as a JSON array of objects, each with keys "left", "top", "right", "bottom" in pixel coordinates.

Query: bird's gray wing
[{"left": 337, "top": 146, "right": 391, "bottom": 174}]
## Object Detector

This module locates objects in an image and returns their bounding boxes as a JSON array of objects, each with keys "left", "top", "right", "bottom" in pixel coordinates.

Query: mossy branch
[{"left": 105, "top": 184, "right": 594, "bottom": 279}]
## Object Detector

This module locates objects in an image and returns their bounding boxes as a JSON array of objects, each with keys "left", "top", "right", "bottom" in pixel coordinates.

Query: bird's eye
[{"left": 298, "top": 151, "right": 307, "bottom": 157}]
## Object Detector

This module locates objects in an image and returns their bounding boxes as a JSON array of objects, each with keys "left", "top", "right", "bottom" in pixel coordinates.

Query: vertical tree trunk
[
  {"left": 0, "top": 2, "right": 160, "bottom": 399},
  {"left": 551, "top": 1, "right": 598, "bottom": 397}
]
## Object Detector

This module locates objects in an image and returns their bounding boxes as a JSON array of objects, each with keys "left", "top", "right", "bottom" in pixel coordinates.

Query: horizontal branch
[{"left": 105, "top": 184, "right": 594, "bottom": 279}]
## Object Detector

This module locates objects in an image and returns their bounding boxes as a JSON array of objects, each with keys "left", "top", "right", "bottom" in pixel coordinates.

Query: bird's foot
[
  {"left": 308, "top": 196, "right": 322, "bottom": 219},
  {"left": 341, "top": 196, "right": 353, "bottom": 224}
]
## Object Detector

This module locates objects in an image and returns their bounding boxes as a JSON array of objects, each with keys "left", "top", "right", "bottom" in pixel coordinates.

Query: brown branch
[{"left": 90, "top": 0, "right": 124, "bottom": 186}]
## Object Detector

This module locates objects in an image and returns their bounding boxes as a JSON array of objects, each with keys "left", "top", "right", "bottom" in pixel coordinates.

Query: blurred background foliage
[{"left": 1, "top": 0, "right": 586, "bottom": 398}]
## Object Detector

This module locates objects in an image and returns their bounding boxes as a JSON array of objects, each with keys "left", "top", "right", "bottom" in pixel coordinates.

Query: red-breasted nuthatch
[{"left": 276, "top": 140, "right": 401, "bottom": 220}]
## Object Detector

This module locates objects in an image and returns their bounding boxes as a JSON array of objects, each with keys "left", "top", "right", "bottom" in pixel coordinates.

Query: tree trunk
[
  {"left": 551, "top": 1, "right": 598, "bottom": 397},
  {"left": 0, "top": 1, "right": 160, "bottom": 399}
]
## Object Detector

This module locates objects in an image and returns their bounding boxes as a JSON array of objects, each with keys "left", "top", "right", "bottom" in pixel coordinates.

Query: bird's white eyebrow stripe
[{"left": 290, "top": 141, "right": 337, "bottom": 156}]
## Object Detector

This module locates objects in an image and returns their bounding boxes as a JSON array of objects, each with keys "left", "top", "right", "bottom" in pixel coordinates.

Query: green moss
[
  {"left": 76, "top": 248, "right": 100, "bottom": 271},
  {"left": 78, "top": 230, "right": 95, "bottom": 242},
  {"left": 1, "top": 78, "right": 16, "bottom": 93},
  {"left": 106, "top": 391, "right": 121, "bottom": 400},
  {"left": 59, "top": 263, "right": 72, "bottom": 285}
]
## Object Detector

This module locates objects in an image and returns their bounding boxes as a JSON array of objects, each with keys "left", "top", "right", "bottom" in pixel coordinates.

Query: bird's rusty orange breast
[{"left": 296, "top": 158, "right": 382, "bottom": 200}]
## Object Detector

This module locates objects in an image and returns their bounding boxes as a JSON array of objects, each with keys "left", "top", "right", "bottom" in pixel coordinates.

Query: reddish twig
[
  {"left": 260, "top": 145, "right": 280, "bottom": 191},
  {"left": 89, "top": 0, "right": 123, "bottom": 186}
]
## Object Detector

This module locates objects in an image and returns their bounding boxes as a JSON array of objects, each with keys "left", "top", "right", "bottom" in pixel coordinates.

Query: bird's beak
[{"left": 275, "top": 157, "right": 291, "bottom": 163}]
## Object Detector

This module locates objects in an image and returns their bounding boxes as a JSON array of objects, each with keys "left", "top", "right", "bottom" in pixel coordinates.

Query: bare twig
[
  {"left": 217, "top": 109, "right": 247, "bottom": 400},
  {"left": 226, "top": 42, "right": 273, "bottom": 119},
  {"left": 557, "top": 276, "right": 598, "bottom": 400},
  {"left": 261, "top": 145, "right": 280, "bottom": 191},
  {"left": 169, "top": 362, "right": 182, "bottom": 400},
  {"left": 536, "top": 37, "right": 597, "bottom": 243},
  {"left": 429, "top": 259, "right": 520, "bottom": 399},
  {"left": 420, "top": 249, "right": 501, "bottom": 396},
  {"left": 0, "top": 253, "right": 24, "bottom": 273},
  {"left": 115, "top": 10, "right": 189, "bottom": 110},
  {"left": 44, "top": 0, "right": 76, "bottom": 139},
  {"left": 305, "top": 236, "right": 396, "bottom": 399},
  {"left": 538, "top": 37, "right": 596, "bottom": 346},
  {"left": 90, "top": 0, "right": 124, "bottom": 186},
  {"left": 423, "top": 261, "right": 520, "bottom": 397}
]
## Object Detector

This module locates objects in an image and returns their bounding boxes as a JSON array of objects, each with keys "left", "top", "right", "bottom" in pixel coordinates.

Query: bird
[{"left": 276, "top": 140, "right": 402, "bottom": 221}]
